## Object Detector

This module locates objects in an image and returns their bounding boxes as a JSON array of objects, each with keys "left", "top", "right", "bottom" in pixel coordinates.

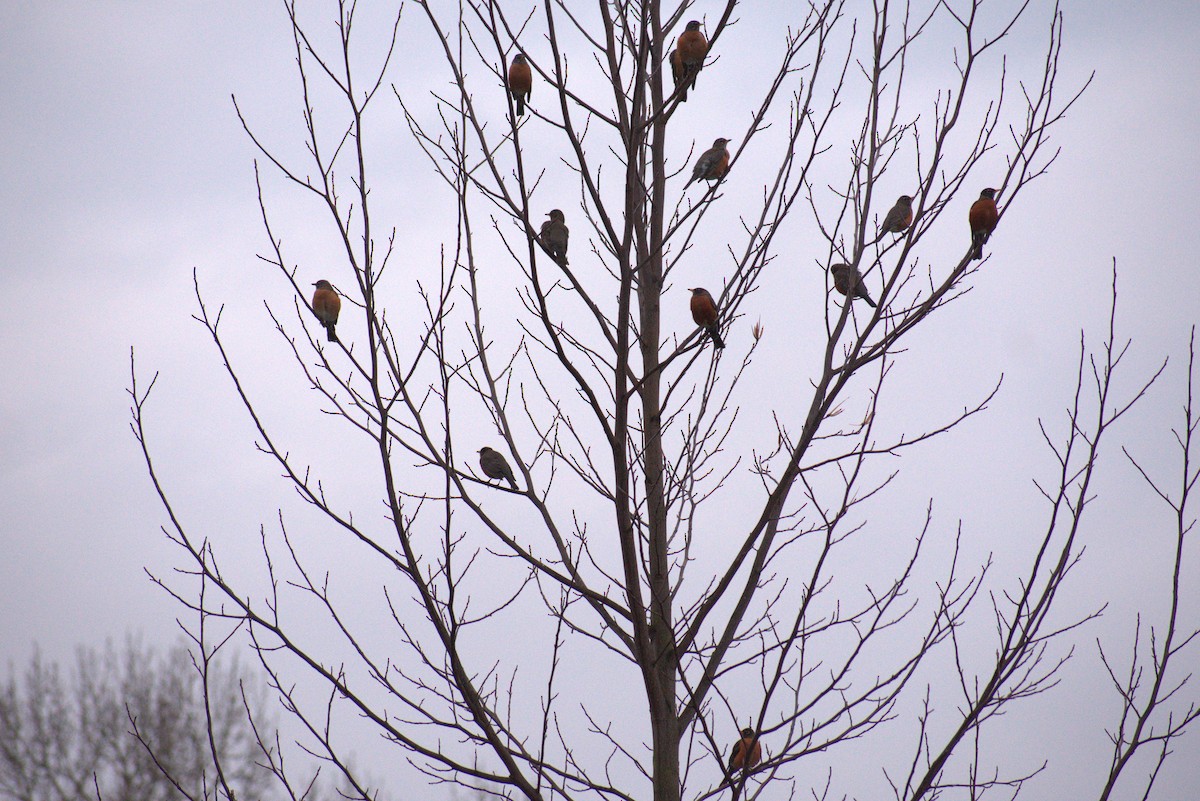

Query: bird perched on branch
[
  {"left": 879, "top": 194, "right": 914, "bottom": 235},
  {"left": 507, "top": 53, "right": 532, "bottom": 117},
  {"left": 729, "top": 728, "right": 761, "bottom": 772},
  {"left": 671, "top": 20, "right": 708, "bottom": 102},
  {"left": 830, "top": 263, "right": 877, "bottom": 308},
  {"left": 968, "top": 187, "right": 998, "bottom": 260},
  {"left": 689, "top": 287, "right": 725, "bottom": 350},
  {"left": 726, "top": 728, "right": 762, "bottom": 799},
  {"left": 685, "top": 138, "right": 730, "bottom": 189},
  {"left": 478, "top": 447, "right": 518, "bottom": 489},
  {"left": 538, "top": 209, "right": 569, "bottom": 265},
  {"left": 311, "top": 280, "right": 341, "bottom": 342}
]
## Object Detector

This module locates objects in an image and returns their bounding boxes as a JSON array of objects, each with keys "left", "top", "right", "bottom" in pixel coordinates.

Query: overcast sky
[{"left": 2, "top": 1, "right": 1199, "bottom": 798}]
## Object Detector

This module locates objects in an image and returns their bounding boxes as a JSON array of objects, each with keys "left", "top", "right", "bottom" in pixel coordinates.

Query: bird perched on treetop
[
  {"left": 689, "top": 287, "right": 725, "bottom": 350},
  {"left": 685, "top": 138, "right": 731, "bottom": 189},
  {"left": 968, "top": 188, "right": 999, "bottom": 260},
  {"left": 879, "top": 194, "right": 914, "bottom": 235},
  {"left": 311, "top": 280, "right": 341, "bottom": 342},
  {"left": 830, "top": 263, "right": 877, "bottom": 308},
  {"left": 507, "top": 53, "right": 532, "bottom": 117},
  {"left": 671, "top": 20, "right": 708, "bottom": 102},
  {"left": 478, "top": 447, "right": 518, "bottom": 489},
  {"left": 538, "top": 209, "right": 569, "bottom": 265}
]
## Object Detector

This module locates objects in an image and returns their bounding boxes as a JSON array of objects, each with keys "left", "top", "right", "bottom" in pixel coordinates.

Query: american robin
[
  {"left": 672, "top": 20, "right": 708, "bottom": 102},
  {"left": 478, "top": 447, "right": 517, "bottom": 489},
  {"left": 311, "top": 280, "right": 341, "bottom": 342},
  {"left": 689, "top": 287, "right": 725, "bottom": 350},
  {"left": 728, "top": 728, "right": 761, "bottom": 773},
  {"left": 968, "top": 188, "right": 998, "bottom": 260},
  {"left": 538, "top": 209, "right": 569, "bottom": 265},
  {"left": 879, "top": 194, "right": 913, "bottom": 235},
  {"left": 507, "top": 53, "right": 532, "bottom": 117},
  {"left": 685, "top": 138, "right": 731, "bottom": 189},
  {"left": 830, "top": 263, "right": 877, "bottom": 308}
]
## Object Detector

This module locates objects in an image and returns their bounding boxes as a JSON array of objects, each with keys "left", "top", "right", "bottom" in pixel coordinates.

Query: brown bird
[
  {"left": 478, "top": 447, "right": 517, "bottom": 489},
  {"left": 507, "top": 53, "right": 532, "bottom": 117},
  {"left": 728, "top": 728, "right": 761, "bottom": 773},
  {"left": 672, "top": 20, "right": 708, "bottom": 102},
  {"left": 968, "top": 187, "right": 998, "bottom": 260},
  {"left": 685, "top": 138, "right": 731, "bottom": 189},
  {"left": 311, "top": 279, "right": 341, "bottom": 342},
  {"left": 689, "top": 287, "right": 725, "bottom": 350},
  {"left": 830, "top": 263, "right": 877, "bottom": 308},
  {"left": 880, "top": 194, "right": 914, "bottom": 235},
  {"left": 538, "top": 209, "right": 569, "bottom": 265}
]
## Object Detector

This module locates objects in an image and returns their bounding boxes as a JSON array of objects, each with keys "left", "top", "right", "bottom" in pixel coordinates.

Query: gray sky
[{"left": 2, "top": 0, "right": 1199, "bottom": 798}]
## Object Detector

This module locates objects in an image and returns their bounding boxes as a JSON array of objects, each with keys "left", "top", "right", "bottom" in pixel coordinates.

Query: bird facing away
[
  {"left": 685, "top": 138, "right": 731, "bottom": 189},
  {"left": 880, "top": 194, "right": 914, "bottom": 235},
  {"left": 672, "top": 20, "right": 708, "bottom": 102},
  {"left": 311, "top": 280, "right": 341, "bottom": 342},
  {"left": 728, "top": 728, "right": 762, "bottom": 773},
  {"left": 538, "top": 209, "right": 569, "bottom": 265},
  {"left": 689, "top": 287, "right": 725, "bottom": 350},
  {"left": 478, "top": 447, "right": 517, "bottom": 489},
  {"left": 507, "top": 53, "right": 532, "bottom": 117},
  {"left": 968, "top": 187, "right": 999, "bottom": 260},
  {"left": 830, "top": 263, "right": 877, "bottom": 308}
]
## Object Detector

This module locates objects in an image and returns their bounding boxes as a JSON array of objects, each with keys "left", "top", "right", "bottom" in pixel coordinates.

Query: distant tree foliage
[{"left": 0, "top": 639, "right": 270, "bottom": 801}]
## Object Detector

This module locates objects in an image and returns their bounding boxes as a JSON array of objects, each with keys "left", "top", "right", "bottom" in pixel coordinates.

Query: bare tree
[
  {"left": 128, "top": 2, "right": 1195, "bottom": 801},
  {"left": 1094, "top": 329, "right": 1200, "bottom": 801},
  {"left": 0, "top": 639, "right": 270, "bottom": 801}
]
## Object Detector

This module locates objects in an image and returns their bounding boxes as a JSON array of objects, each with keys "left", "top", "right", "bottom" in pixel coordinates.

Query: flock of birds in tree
[{"left": 303, "top": 21, "right": 1000, "bottom": 785}]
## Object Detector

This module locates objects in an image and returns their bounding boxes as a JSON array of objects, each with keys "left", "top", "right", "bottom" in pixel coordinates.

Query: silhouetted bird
[
  {"left": 478, "top": 447, "right": 518, "bottom": 489},
  {"left": 831, "top": 263, "right": 877, "bottom": 308},
  {"left": 538, "top": 209, "right": 569, "bottom": 265}
]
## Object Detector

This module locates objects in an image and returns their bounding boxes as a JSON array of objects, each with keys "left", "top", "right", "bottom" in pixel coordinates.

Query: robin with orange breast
[
  {"left": 478, "top": 447, "right": 518, "bottom": 489},
  {"left": 507, "top": 53, "right": 532, "bottom": 117},
  {"left": 538, "top": 209, "right": 569, "bottom": 265},
  {"left": 879, "top": 194, "right": 913, "bottom": 235},
  {"left": 728, "top": 728, "right": 761, "bottom": 773},
  {"left": 672, "top": 20, "right": 708, "bottom": 102},
  {"left": 689, "top": 287, "right": 725, "bottom": 350},
  {"left": 968, "top": 188, "right": 998, "bottom": 260},
  {"left": 685, "top": 138, "right": 730, "bottom": 189},
  {"left": 311, "top": 280, "right": 341, "bottom": 342},
  {"left": 830, "top": 263, "right": 877, "bottom": 308}
]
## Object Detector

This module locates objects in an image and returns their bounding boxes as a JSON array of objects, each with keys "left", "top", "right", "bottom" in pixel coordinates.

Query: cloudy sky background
[{"left": 2, "top": 0, "right": 1199, "bottom": 798}]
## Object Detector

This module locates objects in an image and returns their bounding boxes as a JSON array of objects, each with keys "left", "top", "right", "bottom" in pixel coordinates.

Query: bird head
[
  {"left": 685, "top": 20, "right": 702, "bottom": 31},
  {"left": 740, "top": 728, "right": 755, "bottom": 738},
  {"left": 547, "top": 209, "right": 564, "bottom": 221},
  {"left": 689, "top": 287, "right": 707, "bottom": 296},
  {"left": 980, "top": 187, "right": 996, "bottom": 199},
  {"left": 512, "top": 53, "right": 527, "bottom": 65},
  {"left": 899, "top": 194, "right": 913, "bottom": 204},
  {"left": 713, "top": 137, "right": 730, "bottom": 148},
  {"left": 313, "top": 279, "right": 334, "bottom": 290}
]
